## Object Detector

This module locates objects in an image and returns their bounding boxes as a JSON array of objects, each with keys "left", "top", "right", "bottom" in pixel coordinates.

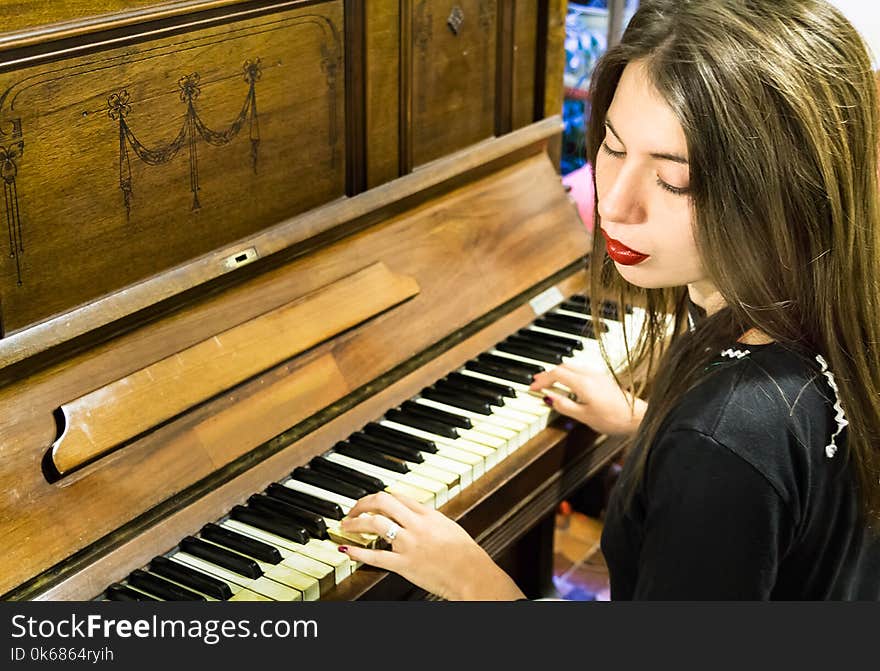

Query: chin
[{"left": 613, "top": 261, "right": 691, "bottom": 290}]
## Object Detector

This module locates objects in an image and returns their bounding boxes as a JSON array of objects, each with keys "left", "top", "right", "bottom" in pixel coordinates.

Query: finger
[
  {"left": 536, "top": 364, "right": 591, "bottom": 396},
  {"left": 340, "top": 512, "right": 398, "bottom": 537},
  {"left": 345, "top": 490, "right": 419, "bottom": 527},
  {"left": 530, "top": 363, "right": 594, "bottom": 392},
  {"left": 529, "top": 366, "right": 566, "bottom": 391},
  {"left": 338, "top": 545, "right": 404, "bottom": 572},
  {"left": 542, "top": 389, "right": 585, "bottom": 419}
]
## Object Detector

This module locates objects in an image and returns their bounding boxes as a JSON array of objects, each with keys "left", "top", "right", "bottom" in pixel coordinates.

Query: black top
[{"left": 601, "top": 343, "right": 880, "bottom": 600}]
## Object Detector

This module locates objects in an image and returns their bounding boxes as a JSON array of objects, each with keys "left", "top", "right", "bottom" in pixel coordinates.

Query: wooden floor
[{"left": 551, "top": 506, "right": 611, "bottom": 600}]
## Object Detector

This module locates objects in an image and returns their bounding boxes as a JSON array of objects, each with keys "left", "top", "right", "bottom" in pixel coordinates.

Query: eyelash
[{"left": 599, "top": 142, "right": 691, "bottom": 196}]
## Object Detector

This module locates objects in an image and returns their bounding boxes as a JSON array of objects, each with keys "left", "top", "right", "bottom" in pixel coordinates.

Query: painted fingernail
[
  {"left": 543, "top": 396, "right": 553, "bottom": 407},
  {"left": 337, "top": 546, "right": 349, "bottom": 553}
]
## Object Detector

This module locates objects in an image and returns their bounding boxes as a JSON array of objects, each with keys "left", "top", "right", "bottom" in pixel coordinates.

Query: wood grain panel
[
  {"left": 512, "top": 0, "right": 538, "bottom": 129},
  {"left": 411, "top": 0, "right": 497, "bottom": 167},
  {"left": 50, "top": 262, "right": 419, "bottom": 476},
  {"left": 0, "top": 116, "right": 561, "bottom": 377},
  {"left": 193, "top": 353, "right": 349, "bottom": 467},
  {"left": 365, "top": 0, "right": 400, "bottom": 187},
  {"left": 0, "top": 1, "right": 178, "bottom": 37},
  {"left": 542, "top": 0, "right": 566, "bottom": 119},
  {"left": 0, "top": 1, "right": 345, "bottom": 332}
]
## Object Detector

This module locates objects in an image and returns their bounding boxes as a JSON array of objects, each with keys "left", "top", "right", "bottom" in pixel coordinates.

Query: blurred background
[{"left": 560, "top": 0, "right": 639, "bottom": 232}]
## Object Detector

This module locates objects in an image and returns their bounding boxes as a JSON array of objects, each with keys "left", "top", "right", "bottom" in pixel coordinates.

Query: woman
[{"left": 338, "top": 0, "right": 880, "bottom": 599}]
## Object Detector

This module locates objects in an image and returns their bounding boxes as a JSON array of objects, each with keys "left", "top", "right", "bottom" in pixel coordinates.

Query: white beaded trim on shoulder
[
  {"left": 716, "top": 348, "right": 847, "bottom": 459},
  {"left": 815, "top": 354, "right": 848, "bottom": 458}
]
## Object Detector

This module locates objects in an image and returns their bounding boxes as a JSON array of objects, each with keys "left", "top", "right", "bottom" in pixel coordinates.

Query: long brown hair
[{"left": 587, "top": 0, "right": 880, "bottom": 524}]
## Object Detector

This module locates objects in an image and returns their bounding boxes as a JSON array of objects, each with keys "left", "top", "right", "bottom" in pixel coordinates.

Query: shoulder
[
  {"left": 665, "top": 344, "right": 832, "bottom": 440},
  {"left": 656, "top": 344, "right": 840, "bottom": 517}
]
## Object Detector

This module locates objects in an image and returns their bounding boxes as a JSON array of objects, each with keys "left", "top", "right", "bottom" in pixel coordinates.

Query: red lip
[{"left": 602, "top": 232, "right": 650, "bottom": 266}]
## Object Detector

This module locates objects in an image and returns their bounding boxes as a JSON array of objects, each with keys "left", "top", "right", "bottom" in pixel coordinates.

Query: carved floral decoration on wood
[{"left": 108, "top": 58, "right": 263, "bottom": 219}]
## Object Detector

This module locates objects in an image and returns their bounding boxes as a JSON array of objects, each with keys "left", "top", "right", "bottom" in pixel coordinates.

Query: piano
[{"left": 0, "top": 0, "right": 634, "bottom": 602}]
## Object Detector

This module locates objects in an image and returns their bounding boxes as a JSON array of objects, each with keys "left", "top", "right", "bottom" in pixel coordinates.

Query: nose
[{"left": 596, "top": 162, "right": 647, "bottom": 226}]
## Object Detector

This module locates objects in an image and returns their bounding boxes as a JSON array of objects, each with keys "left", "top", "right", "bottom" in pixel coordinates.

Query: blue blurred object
[{"left": 561, "top": 1, "right": 639, "bottom": 175}]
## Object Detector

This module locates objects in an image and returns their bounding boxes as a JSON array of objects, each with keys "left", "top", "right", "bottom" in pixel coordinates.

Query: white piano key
[
  {"left": 488, "top": 347, "right": 559, "bottom": 370},
  {"left": 196, "top": 536, "right": 325, "bottom": 599},
  {"left": 379, "top": 420, "right": 492, "bottom": 473},
  {"left": 376, "top": 420, "right": 484, "bottom": 476},
  {"left": 419, "top": 451, "right": 474, "bottom": 488},
  {"left": 282, "top": 478, "right": 356, "bottom": 513},
  {"left": 325, "top": 451, "right": 448, "bottom": 507},
  {"left": 138, "top": 569, "right": 221, "bottom": 602},
  {"left": 453, "top": 425, "right": 508, "bottom": 455},
  {"left": 201, "top": 531, "right": 336, "bottom": 594},
  {"left": 457, "top": 369, "right": 551, "bottom": 427},
  {"left": 221, "top": 519, "right": 353, "bottom": 583},
  {"left": 172, "top": 552, "right": 304, "bottom": 601},
  {"left": 414, "top": 397, "right": 526, "bottom": 451}
]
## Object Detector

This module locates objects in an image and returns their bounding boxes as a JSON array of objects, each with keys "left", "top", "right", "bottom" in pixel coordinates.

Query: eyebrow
[{"left": 605, "top": 120, "right": 689, "bottom": 165}]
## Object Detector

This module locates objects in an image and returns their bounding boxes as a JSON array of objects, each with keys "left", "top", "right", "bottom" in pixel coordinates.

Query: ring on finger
[{"left": 384, "top": 521, "right": 401, "bottom": 543}]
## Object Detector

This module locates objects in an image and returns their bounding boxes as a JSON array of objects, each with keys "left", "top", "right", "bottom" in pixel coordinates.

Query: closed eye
[
  {"left": 600, "top": 142, "right": 625, "bottom": 159},
  {"left": 602, "top": 142, "right": 690, "bottom": 196},
  {"left": 656, "top": 179, "right": 690, "bottom": 196}
]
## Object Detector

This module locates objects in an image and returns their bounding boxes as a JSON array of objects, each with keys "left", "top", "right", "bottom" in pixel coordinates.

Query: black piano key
[
  {"left": 310, "top": 454, "right": 387, "bottom": 491},
  {"left": 292, "top": 466, "right": 369, "bottom": 500},
  {"left": 384, "top": 408, "right": 459, "bottom": 439},
  {"left": 477, "top": 353, "right": 545, "bottom": 376},
  {"left": 580, "top": 296, "right": 633, "bottom": 320},
  {"left": 495, "top": 340, "right": 564, "bottom": 364},
  {"left": 538, "top": 312, "right": 584, "bottom": 329},
  {"left": 363, "top": 422, "right": 439, "bottom": 453},
  {"left": 434, "top": 378, "right": 505, "bottom": 407},
  {"left": 149, "top": 555, "right": 232, "bottom": 600},
  {"left": 517, "top": 328, "right": 583, "bottom": 351},
  {"left": 547, "top": 311, "right": 610, "bottom": 335},
  {"left": 180, "top": 535, "right": 264, "bottom": 579},
  {"left": 402, "top": 399, "right": 473, "bottom": 428},
  {"left": 249, "top": 494, "right": 329, "bottom": 540},
  {"left": 229, "top": 506, "right": 310, "bottom": 546},
  {"left": 445, "top": 372, "right": 517, "bottom": 398},
  {"left": 560, "top": 300, "right": 588, "bottom": 314},
  {"left": 349, "top": 431, "right": 426, "bottom": 463},
  {"left": 106, "top": 583, "right": 159, "bottom": 601},
  {"left": 464, "top": 359, "right": 534, "bottom": 385},
  {"left": 200, "top": 523, "right": 282, "bottom": 564},
  {"left": 128, "top": 569, "right": 206, "bottom": 601},
  {"left": 507, "top": 333, "right": 574, "bottom": 358},
  {"left": 421, "top": 386, "right": 494, "bottom": 415},
  {"left": 535, "top": 316, "right": 596, "bottom": 338},
  {"left": 265, "top": 483, "right": 345, "bottom": 521},
  {"left": 334, "top": 441, "right": 410, "bottom": 474}
]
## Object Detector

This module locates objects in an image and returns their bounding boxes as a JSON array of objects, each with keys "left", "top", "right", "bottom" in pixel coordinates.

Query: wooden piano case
[{"left": 0, "top": 0, "right": 618, "bottom": 601}]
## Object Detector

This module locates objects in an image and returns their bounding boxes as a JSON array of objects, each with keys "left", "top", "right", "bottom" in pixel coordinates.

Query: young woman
[{"left": 337, "top": 0, "right": 880, "bottom": 599}]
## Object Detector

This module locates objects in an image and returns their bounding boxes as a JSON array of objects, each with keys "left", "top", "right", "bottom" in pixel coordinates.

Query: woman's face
[{"left": 595, "top": 60, "right": 710, "bottom": 293}]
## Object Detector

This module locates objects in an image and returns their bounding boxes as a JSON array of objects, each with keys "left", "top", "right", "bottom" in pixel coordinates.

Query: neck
[
  {"left": 687, "top": 280, "right": 725, "bottom": 316},
  {"left": 686, "top": 281, "right": 775, "bottom": 345}
]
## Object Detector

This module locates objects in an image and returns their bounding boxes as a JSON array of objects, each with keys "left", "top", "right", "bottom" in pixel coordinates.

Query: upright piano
[{"left": 0, "top": 0, "right": 628, "bottom": 601}]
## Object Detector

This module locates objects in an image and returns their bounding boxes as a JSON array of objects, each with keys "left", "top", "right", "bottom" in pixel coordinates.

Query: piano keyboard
[{"left": 103, "top": 295, "right": 644, "bottom": 601}]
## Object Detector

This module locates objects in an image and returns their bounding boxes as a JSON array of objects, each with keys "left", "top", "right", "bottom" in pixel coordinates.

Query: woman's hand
[
  {"left": 530, "top": 363, "right": 646, "bottom": 435},
  {"left": 338, "top": 491, "right": 525, "bottom": 601}
]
